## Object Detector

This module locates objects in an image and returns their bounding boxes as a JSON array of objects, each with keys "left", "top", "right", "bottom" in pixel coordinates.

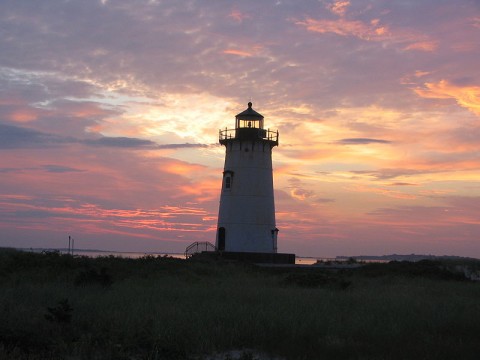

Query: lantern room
[
  {"left": 235, "top": 101, "right": 264, "bottom": 129},
  {"left": 219, "top": 102, "right": 278, "bottom": 145}
]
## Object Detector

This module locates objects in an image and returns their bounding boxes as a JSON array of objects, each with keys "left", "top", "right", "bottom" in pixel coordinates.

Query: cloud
[
  {"left": 351, "top": 168, "right": 446, "bottom": 181},
  {"left": 42, "top": 165, "right": 84, "bottom": 173},
  {"left": 403, "top": 41, "right": 438, "bottom": 52},
  {"left": 0, "top": 165, "right": 84, "bottom": 174},
  {"left": 327, "top": 1, "right": 351, "bottom": 17},
  {"left": 85, "top": 137, "right": 157, "bottom": 148},
  {"left": 473, "top": 17, "right": 480, "bottom": 29},
  {"left": 157, "top": 143, "right": 210, "bottom": 149},
  {"left": 295, "top": 1, "right": 438, "bottom": 52},
  {"left": 0, "top": 167, "right": 21, "bottom": 174},
  {"left": 314, "top": 197, "right": 335, "bottom": 204},
  {"left": 389, "top": 182, "right": 417, "bottom": 187},
  {"left": 287, "top": 177, "right": 317, "bottom": 201},
  {"left": 337, "top": 138, "right": 391, "bottom": 145},
  {"left": 414, "top": 80, "right": 480, "bottom": 116},
  {"left": 0, "top": 123, "right": 71, "bottom": 149},
  {"left": 0, "top": 123, "right": 209, "bottom": 150},
  {"left": 290, "top": 187, "right": 315, "bottom": 201},
  {"left": 228, "top": 8, "right": 251, "bottom": 23},
  {"left": 0, "top": 194, "right": 214, "bottom": 238},
  {"left": 369, "top": 196, "right": 480, "bottom": 226},
  {"left": 1, "top": 106, "right": 39, "bottom": 123},
  {"left": 223, "top": 49, "right": 254, "bottom": 57},
  {"left": 348, "top": 184, "right": 417, "bottom": 200},
  {"left": 1, "top": 0, "right": 480, "bottom": 256},
  {"left": 296, "top": 17, "right": 389, "bottom": 41}
]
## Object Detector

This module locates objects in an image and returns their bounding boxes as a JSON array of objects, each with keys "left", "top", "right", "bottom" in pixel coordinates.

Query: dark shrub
[
  {"left": 45, "top": 298, "right": 73, "bottom": 324},
  {"left": 282, "top": 271, "right": 351, "bottom": 289},
  {"left": 74, "top": 267, "right": 113, "bottom": 287}
]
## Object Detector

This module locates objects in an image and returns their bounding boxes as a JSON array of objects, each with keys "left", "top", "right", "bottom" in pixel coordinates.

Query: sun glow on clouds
[
  {"left": 103, "top": 92, "right": 233, "bottom": 145},
  {"left": 0, "top": 194, "right": 214, "bottom": 240},
  {"left": 1, "top": 0, "right": 480, "bottom": 256},
  {"left": 223, "top": 49, "right": 253, "bottom": 57},
  {"left": 414, "top": 80, "right": 480, "bottom": 116}
]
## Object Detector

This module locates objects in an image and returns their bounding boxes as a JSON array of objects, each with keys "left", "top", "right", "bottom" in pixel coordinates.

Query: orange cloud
[
  {"left": 415, "top": 70, "right": 431, "bottom": 78},
  {"left": 286, "top": 177, "right": 316, "bottom": 201},
  {"left": 290, "top": 188, "right": 315, "bottom": 201},
  {"left": 223, "top": 49, "right": 254, "bottom": 57},
  {"left": 327, "top": 1, "right": 350, "bottom": 17},
  {"left": 414, "top": 80, "right": 480, "bottom": 116},
  {"left": 162, "top": 161, "right": 206, "bottom": 175},
  {"left": 296, "top": 17, "right": 389, "bottom": 41},
  {"left": 68, "top": 103, "right": 111, "bottom": 118},
  {"left": 348, "top": 184, "right": 417, "bottom": 200},
  {"left": 296, "top": 16, "right": 437, "bottom": 52},
  {"left": 0, "top": 194, "right": 214, "bottom": 238},
  {"left": 228, "top": 8, "right": 250, "bottom": 23},
  {"left": 8, "top": 108, "right": 38, "bottom": 122},
  {"left": 404, "top": 41, "right": 438, "bottom": 52},
  {"left": 179, "top": 177, "right": 219, "bottom": 203}
]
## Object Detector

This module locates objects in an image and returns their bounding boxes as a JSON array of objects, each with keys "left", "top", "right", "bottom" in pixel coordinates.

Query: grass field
[{"left": 1, "top": 248, "right": 480, "bottom": 359}]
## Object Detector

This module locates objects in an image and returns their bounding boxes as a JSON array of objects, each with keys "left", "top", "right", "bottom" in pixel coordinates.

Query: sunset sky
[{"left": 1, "top": 0, "right": 480, "bottom": 258}]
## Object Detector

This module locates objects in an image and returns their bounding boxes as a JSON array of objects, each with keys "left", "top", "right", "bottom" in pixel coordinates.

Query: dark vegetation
[{"left": 1, "top": 248, "right": 480, "bottom": 359}]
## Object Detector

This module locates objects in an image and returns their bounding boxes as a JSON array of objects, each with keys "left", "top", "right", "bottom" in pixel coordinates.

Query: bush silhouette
[{"left": 45, "top": 298, "right": 73, "bottom": 324}]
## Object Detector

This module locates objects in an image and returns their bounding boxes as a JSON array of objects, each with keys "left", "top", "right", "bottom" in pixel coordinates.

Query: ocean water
[{"left": 25, "top": 248, "right": 325, "bottom": 264}]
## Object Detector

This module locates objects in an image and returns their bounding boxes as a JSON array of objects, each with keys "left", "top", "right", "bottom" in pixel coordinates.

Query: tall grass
[{"left": 1, "top": 248, "right": 480, "bottom": 359}]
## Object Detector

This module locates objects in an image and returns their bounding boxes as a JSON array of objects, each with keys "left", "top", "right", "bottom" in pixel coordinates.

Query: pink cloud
[
  {"left": 228, "top": 8, "right": 250, "bottom": 23},
  {"left": 223, "top": 49, "right": 254, "bottom": 57},
  {"left": 472, "top": 17, "right": 480, "bottom": 29},
  {"left": 286, "top": 178, "right": 317, "bottom": 201},
  {"left": 0, "top": 194, "right": 213, "bottom": 241},
  {"left": 7, "top": 108, "right": 39, "bottom": 122},
  {"left": 296, "top": 13, "right": 437, "bottom": 52},
  {"left": 403, "top": 41, "right": 438, "bottom": 52},
  {"left": 327, "top": 1, "right": 351, "bottom": 17},
  {"left": 1, "top": 0, "right": 479, "bottom": 258},
  {"left": 0, "top": 142, "right": 220, "bottom": 232},
  {"left": 369, "top": 198, "right": 480, "bottom": 229},
  {"left": 296, "top": 17, "right": 389, "bottom": 41}
]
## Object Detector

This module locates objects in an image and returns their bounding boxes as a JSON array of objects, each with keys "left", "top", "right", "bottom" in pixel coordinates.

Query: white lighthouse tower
[{"left": 216, "top": 102, "right": 279, "bottom": 253}]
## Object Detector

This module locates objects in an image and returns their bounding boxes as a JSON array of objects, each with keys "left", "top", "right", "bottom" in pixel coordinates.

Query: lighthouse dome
[{"left": 235, "top": 102, "right": 264, "bottom": 120}]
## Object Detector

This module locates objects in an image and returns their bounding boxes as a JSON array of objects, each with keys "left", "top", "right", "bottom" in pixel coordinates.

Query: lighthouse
[{"left": 216, "top": 102, "right": 279, "bottom": 253}]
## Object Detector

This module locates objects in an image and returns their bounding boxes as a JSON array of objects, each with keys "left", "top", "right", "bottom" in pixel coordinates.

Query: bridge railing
[{"left": 185, "top": 241, "right": 217, "bottom": 258}]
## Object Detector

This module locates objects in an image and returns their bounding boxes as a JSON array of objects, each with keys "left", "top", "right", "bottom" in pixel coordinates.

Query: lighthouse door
[{"left": 218, "top": 227, "right": 226, "bottom": 251}]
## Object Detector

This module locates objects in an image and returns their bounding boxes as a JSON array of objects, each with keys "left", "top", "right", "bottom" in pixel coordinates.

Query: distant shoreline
[
  {"left": 13, "top": 247, "right": 186, "bottom": 259},
  {"left": 10, "top": 247, "right": 479, "bottom": 262},
  {"left": 336, "top": 254, "right": 480, "bottom": 262}
]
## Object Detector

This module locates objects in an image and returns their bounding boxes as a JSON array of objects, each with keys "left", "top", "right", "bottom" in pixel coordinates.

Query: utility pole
[{"left": 68, "top": 235, "right": 75, "bottom": 256}]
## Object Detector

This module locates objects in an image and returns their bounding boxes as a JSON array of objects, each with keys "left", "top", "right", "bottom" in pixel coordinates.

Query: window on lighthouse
[{"left": 223, "top": 171, "right": 233, "bottom": 190}]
